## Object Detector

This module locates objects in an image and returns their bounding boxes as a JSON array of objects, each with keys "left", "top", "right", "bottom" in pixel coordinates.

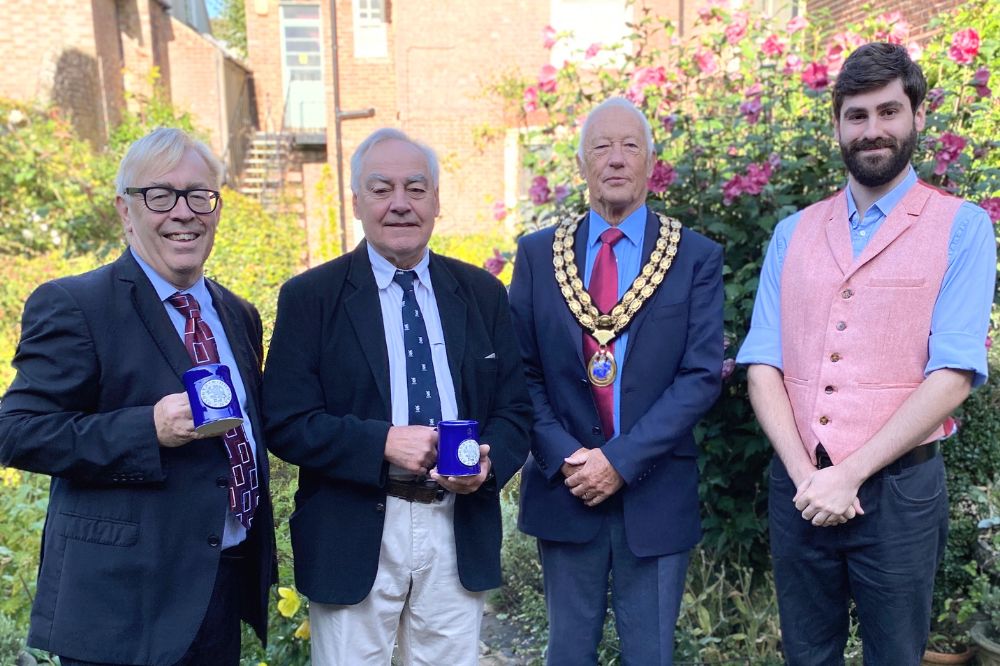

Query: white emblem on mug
[
  {"left": 457, "top": 439, "right": 480, "bottom": 466},
  {"left": 199, "top": 379, "right": 233, "bottom": 409}
]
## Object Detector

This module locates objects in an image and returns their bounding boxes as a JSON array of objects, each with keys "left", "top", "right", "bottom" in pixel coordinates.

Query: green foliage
[
  {"left": 428, "top": 233, "right": 515, "bottom": 284},
  {"left": 211, "top": 0, "right": 248, "bottom": 59},
  {"left": 503, "top": 0, "right": 1000, "bottom": 568},
  {"left": 0, "top": 470, "right": 49, "bottom": 627}
]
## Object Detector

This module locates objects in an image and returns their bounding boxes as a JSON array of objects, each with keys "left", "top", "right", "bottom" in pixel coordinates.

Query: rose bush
[{"left": 497, "top": 0, "right": 998, "bottom": 659}]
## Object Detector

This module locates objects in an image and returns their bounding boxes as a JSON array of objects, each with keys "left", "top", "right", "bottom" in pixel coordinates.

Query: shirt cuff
[{"left": 927, "top": 331, "right": 989, "bottom": 388}]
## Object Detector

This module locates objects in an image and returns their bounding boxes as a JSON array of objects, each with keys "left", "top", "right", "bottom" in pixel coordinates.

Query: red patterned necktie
[
  {"left": 585, "top": 227, "right": 625, "bottom": 440},
  {"left": 167, "top": 292, "right": 259, "bottom": 530}
]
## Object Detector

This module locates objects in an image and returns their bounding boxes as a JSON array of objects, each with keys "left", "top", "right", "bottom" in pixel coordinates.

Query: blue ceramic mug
[
  {"left": 182, "top": 363, "right": 243, "bottom": 436},
  {"left": 436, "top": 419, "right": 481, "bottom": 477}
]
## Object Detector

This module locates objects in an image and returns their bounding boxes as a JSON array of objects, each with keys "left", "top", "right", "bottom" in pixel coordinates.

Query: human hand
[
  {"left": 563, "top": 448, "right": 624, "bottom": 507},
  {"left": 384, "top": 425, "right": 438, "bottom": 475},
  {"left": 154, "top": 392, "right": 203, "bottom": 448},
  {"left": 431, "top": 444, "right": 492, "bottom": 494},
  {"left": 560, "top": 447, "right": 588, "bottom": 479},
  {"left": 793, "top": 466, "right": 865, "bottom": 527}
]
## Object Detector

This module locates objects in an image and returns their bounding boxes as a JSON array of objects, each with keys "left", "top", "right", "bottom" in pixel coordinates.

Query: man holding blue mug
[{"left": 263, "top": 128, "right": 532, "bottom": 664}]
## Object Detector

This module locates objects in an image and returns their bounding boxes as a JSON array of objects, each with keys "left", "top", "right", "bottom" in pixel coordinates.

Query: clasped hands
[
  {"left": 385, "top": 425, "right": 492, "bottom": 494},
  {"left": 563, "top": 447, "right": 623, "bottom": 507},
  {"left": 793, "top": 464, "right": 865, "bottom": 527}
]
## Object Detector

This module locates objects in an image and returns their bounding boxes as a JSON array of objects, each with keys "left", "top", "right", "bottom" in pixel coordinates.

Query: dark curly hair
[{"left": 832, "top": 42, "right": 927, "bottom": 119}]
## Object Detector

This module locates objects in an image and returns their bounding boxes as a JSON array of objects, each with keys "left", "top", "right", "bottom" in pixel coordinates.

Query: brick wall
[
  {"left": 168, "top": 19, "right": 225, "bottom": 154},
  {"left": 805, "top": 0, "right": 965, "bottom": 41},
  {"left": 244, "top": 0, "right": 285, "bottom": 132}
]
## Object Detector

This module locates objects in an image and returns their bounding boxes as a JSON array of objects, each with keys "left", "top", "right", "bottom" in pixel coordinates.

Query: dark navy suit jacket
[
  {"left": 0, "top": 251, "right": 276, "bottom": 665},
  {"left": 509, "top": 208, "right": 724, "bottom": 557},
  {"left": 262, "top": 242, "right": 531, "bottom": 604}
]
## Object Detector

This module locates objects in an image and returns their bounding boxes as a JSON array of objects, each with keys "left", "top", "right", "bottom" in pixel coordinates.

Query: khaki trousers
[{"left": 309, "top": 494, "right": 487, "bottom": 665}]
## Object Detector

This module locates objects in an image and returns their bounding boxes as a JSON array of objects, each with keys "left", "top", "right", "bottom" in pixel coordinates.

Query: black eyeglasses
[{"left": 125, "top": 187, "right": 221, "bottom": 214}]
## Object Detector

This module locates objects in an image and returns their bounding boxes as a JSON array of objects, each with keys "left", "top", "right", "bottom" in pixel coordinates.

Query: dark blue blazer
[
  {"left": 262, "top": 242, "right": 532, "bottom": 604},
  {"left": 509, "top": 208, "right": 724, "bottom": 557},
  {"left": 0, "top": 252, "right": 276, "bottom": 665}
]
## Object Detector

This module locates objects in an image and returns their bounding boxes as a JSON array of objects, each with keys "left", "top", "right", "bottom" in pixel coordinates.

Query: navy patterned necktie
[
  {"left": 167, "top": 292, "right": 259, "bottom": 530},
  {"left": 393, "top": 270, "right": 442, "bottom": 427}
]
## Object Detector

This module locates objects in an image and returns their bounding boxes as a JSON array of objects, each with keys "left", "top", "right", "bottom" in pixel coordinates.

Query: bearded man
[{"left": 737, "top": 43, "right": 996, "bottom": 663}]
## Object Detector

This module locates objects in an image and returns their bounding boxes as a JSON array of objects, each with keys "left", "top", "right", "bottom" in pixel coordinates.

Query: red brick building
[{"left": 0, "top": 0, "right": 253, "bottom": 179}]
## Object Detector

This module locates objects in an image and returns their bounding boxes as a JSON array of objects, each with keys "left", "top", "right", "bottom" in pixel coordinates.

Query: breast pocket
[{"left": 59, "top": 512, "right": 139, "bottom": 547}]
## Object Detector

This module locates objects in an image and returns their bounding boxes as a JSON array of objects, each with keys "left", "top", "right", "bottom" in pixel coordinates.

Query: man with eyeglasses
[{"left": 0, "top": 128, "right": 276, "bottom": 666}]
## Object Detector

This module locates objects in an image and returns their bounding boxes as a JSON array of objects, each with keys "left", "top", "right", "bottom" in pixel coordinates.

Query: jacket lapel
[
  {"left": 559, "top": 212, "right": 589, "bottom": 367},
  {"left": 344, "top": 244, "right": 392, "bottom": 413},
  {"left": 824, "top": 191, "right": 856, "bottom": 278},
  {"left": 429, "top": 253, "right": 467, "bottom": 414},
  {"left": 114, "top": 252, "right": 192, "bottom": 382}
]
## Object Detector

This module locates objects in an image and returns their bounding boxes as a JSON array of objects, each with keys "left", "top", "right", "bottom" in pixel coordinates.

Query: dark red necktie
[
  {"left": 167, "top": 292, "right": 259, "bottom": 530},
  {"left": 584, "top": 228, "right": 625, "bottom": 440}
]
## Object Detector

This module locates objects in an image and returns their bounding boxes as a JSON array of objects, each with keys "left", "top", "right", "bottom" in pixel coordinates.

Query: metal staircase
[{"left": 239, "top": 132, "right": 303, "bottom": 215}]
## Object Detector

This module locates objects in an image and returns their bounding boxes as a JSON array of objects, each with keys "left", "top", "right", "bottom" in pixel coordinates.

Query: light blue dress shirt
[
  {"left": 737, "top": 167, "right": 996, "bottom": 387},
  {"left": 583, "top": 206, "right": 648, "bottom": 439},
  {"left": 131, "top": 248, "right": 258, "bottom": 547},
  {"left": 367, "top": 244, "right": 459, "bottom": 478}
]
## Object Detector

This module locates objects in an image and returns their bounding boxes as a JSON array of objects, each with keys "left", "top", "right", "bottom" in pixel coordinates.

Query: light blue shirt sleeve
[
  {"left": 927, "top": 202, "right": 996, "bottom": 387},
  {"left": 735, "top": 211, "right": 800, "bottom": 369}
]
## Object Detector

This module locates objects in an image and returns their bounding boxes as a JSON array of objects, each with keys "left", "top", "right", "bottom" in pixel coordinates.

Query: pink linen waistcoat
[{"left": 780, "top": 181, "right": 962, "bottom": 465}]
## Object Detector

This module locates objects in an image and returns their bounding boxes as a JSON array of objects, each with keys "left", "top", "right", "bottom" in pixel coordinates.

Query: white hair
[
  {"left": 576, "top": 97, "right": 655, "bottom": 162},
  {"left": 115, "top": 127, "right": 222, "bottom": 194},
  {"left": 350, "top": 127, "right": 440, "bottom": 192}
]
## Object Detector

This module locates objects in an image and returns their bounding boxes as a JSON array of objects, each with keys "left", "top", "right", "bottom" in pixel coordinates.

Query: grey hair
[
  {"left": 576, "top": 97, "right": 655, "bottom": 162},
  {"left": 115, "top": 127, "right": 223, "bottom": 195},
  {"left": 350, "top": 127, "right": 440, "bottom": 192}
]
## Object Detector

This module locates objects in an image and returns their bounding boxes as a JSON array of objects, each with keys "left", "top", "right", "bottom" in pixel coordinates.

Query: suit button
[
  {"left": 819, "top": 416, "right": 830, "bottom": 425},
  {"left": 830, "top": 353, "right": 841, "bottom": 362},
  {"left": 207, "top": 535, "right": 221, "bottom": 548},
  {"left": 375, "top": 503, "right": 386, "bottom": 513},
  {"left": 841, "top": 289, "right": 854, "bottom": 299},
  {"left": 836, "top": 321, "right": 847, "bottom": 331},
  {"left": 825, "top": 385, "right": 835, "bottom": 394},
  {"left": 216, "top": 476, "right": 228, "bottom": 488},
  {"left": 592, "top": 426, "right": 602, "bottom": 435}
]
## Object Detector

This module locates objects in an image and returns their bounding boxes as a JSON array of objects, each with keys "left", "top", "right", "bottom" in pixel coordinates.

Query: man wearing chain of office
[{"left": 509, "top": 96, "right": 724, "bottom": 665}]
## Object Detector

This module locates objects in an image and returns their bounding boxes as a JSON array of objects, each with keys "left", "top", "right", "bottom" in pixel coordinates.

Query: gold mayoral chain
[{"left": 553, "top": 213, "right": 682, "bottom": 387}]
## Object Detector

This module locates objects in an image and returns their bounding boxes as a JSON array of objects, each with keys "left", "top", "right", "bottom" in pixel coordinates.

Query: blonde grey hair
[
  {"left": 350, "top": 127, "right": 440, "bottom": 193},
  {"left": 115, "top": 128, "right": 223, "bottom": 195},
  {"left": 577, "top": 97, "right": 655, "bottom": 162}
]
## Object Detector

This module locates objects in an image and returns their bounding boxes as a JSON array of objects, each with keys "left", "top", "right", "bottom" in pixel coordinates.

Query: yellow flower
[
  {"left": 0, "top": 467, "right": 21, "bottom": 487},
  {"left": 277, "top": 586, "right": 301, "bottom": 618},
  {"left": 294, "top": 618, "right": 310, "bottom": 640}
]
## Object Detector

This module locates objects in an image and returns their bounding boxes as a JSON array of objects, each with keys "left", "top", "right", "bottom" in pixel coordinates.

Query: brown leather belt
[
  {"left": 385, "top": 479, "right": 447, "bottom": 503},
  {"left": 816, "top": 441, "right": 939, "bottom": 472}
]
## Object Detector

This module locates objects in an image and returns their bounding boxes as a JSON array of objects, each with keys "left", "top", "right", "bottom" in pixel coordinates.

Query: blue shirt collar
[
  {"left": 845, "top": 165, "right": 917, "bottom": 225},
  {"left": 587, "top": 205, "right": 646, "bottom": 249},
  {"left": 129, "top": 247, "right": 210, "bottom": 305},
  {"left": 367, "top": 243, "right": 431, "bottom": 290}
]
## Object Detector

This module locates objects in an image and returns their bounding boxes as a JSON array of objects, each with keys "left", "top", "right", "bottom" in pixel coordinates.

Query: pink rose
[
  {"left": 801, "top": 62, "right": 830, "bottom": 91},
  {"left": 761, "top": 34, "right": 786, "bottom": 58},
  {"left": 538, "top": 64, "right": 558, "bottom": 93},
  {"left": 529, "top": 176, "right": 551, "bottom": 205},
  {"left": 875, "top": 12, "right": 909, "bottom": 45},
  {"left": 647, "top": 160, "right": 677, "bottom": 194},
  {"left": 933, "top": 132, "right": 967, "bottom": 176},
  {"left": 694, "top": 50, "right": 718, "bottom": 75},
  {"left": 786, "top": 15, "right": 808, "bottom": 34},
  {"left": 483, "top": 249, "right": 507, "bottom": 277},
  {"left": 948, "top": 28, "right": 980, "bottom": 65},
  {"left": 907, "top": 42, "right": 923, "bottom": 61},
  {"left": 722, "top": 176, "right": 745, "bottom": 206},
  {"left": 627, "top": 66, "right": 667, "bottom": 105},
  {"left": 492, "top": 202, "right": 508, "bottom": 222},
  {"left": 585, "top": 42, "right": 602, "bottom": 59},
  {"left": 743, "top": 162, "right": 772, "bottom": 195},
  {"left": 554, "top": 185, "right": 570, "bottom": 203},
  {"left": 542, "top": 25, "right": 557, "bottom": 49},
  {"left": 979, "top": 197, "right": 1000, "bottom": 223},
  {"left": 782, "top": 54, "right": 803, "bottom": 75},
  {"left": 523, "top": 86, "right": 539, "bottom": 113},
  {"left": 725, "top": 12, "right": 749, "bottom": 45}
]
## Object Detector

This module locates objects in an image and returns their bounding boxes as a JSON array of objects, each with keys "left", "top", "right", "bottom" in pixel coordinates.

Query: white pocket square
[{"left": 484, "top": 353, "right": 496, "bottom": 359}]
